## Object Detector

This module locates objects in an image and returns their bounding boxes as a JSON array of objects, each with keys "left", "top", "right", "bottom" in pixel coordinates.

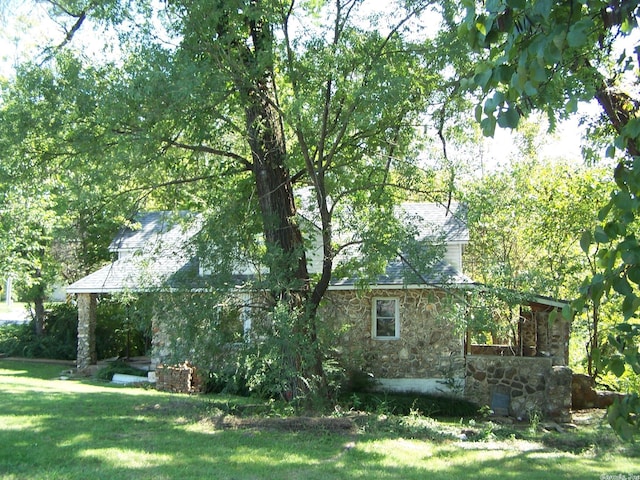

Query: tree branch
[{"left": 165, "top": 139, "right": 253, "bottom": 170}]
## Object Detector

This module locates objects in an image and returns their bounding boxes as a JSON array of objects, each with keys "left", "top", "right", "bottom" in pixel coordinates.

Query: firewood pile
[{"left": 155, "top": 362, "right": 202, "bottom": 393}]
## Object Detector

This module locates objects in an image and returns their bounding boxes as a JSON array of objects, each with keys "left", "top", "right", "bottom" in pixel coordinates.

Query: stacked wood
[{"left": 155, "top": 362, "right": 202, "bottom": 393}]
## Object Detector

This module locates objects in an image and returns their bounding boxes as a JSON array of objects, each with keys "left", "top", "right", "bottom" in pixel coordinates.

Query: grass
[{"left": 0, "top": 360, "right": 639, "bottom": 479}]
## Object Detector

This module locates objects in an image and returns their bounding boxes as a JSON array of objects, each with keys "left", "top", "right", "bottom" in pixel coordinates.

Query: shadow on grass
[{"left": 0, "top": 360, "right": 638, "bottom": 480}]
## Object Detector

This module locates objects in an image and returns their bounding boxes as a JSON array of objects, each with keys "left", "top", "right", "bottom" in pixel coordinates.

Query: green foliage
[
  {"left": 0, "top": 323, "right": 33, "bottom": 357},
  {"left": 0, "top": 303, "right": 77, "bottom": 360},
  {"left": 0, "top": 0, "right": 469, "bottom": 406},
  {"left": 95, "top": 359, "right": 149, "bottom": 382},
  {"left": 608, "top": 394, "right": 640, "bottom": 442},
  {"left": 458, "top": 0, "right": 636, "bottom": 133},
  {"left": 340, "top": 391, "right": 480, "bottom": 418},
  {"left": 0, "top": 299, "right": 152, "bottom": 361},
  {"left": 462, "top": 159, "right": 614, "bottom": 358},
  {"left": 239, "top": 302, "right": 328, "bottom": 402},
  {"left": 95, "top": 296, "right": 152, "bottom": 360}
]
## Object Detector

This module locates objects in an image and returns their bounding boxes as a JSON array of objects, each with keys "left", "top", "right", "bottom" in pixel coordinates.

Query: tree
[
  {"left": 0, "top": 0, "right": 458, "bottom": 400},
  {"left": 462, "top": 157, "right": 614, "bottom": 376},
  {"left": 458, "top": 0, "right": 640, "bottom": 438}
]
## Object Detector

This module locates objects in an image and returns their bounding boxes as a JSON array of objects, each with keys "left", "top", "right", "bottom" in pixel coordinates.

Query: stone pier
[{"left": 76, "top": 293, "right": 97, "bottom": 371}]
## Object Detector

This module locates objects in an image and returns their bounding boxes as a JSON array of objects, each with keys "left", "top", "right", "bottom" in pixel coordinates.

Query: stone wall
[
  {"left": 321, "top": 288, "right": 465, "bottom": 387},
  {"left": 465, "top": 355, "right": 572, "bottom": 421}
]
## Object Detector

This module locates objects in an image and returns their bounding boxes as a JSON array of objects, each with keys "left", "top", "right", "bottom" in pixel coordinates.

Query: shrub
[
  {"left": 95, "top": 298, "right": 150, "bottom": 359},
  {"left": 0, "top": 303, "right": 77, "bottom": 360},
  {"left": 95, "top": 359, "right": 149, "bottom": 381},
  {"left": 0, "top": 323, "right": 32, "bottom": 357},
  {"left": 341, "top": 391, "right": 479, "bottom": 417},
  {"left": 0, "top": 297, "right": 152, "bottom": 361}
]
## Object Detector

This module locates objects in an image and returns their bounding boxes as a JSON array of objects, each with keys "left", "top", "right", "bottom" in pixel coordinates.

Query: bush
[
  {"left": 341, "top": 391, "right": 479, "bottom": 418},
  {"left": 95, "top": 298, "right": 150, "bottom": 359},
  {"left": 0, "top": 303, "right": 77, "bottom": 360},
  {"left": 95, "top": 359, "right": 149, "bottom": 381},
  {"left": 202, "top": 367, "right": 250, "bottom": 396},
  {"left": 0, "top": 298, "right": 152, "bottom": 361},
  {"left": 0, "top": 323, "right": 32, "bottom": 357}
]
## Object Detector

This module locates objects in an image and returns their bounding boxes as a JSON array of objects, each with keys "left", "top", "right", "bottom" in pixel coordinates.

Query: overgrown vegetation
[
  {"left": 339, "top": 391, "right": 479, "bottom": 418},
  {"left": 95, "top": 359, "right": 149, "bottom": 382},
  {"left": 0, "top": 298, "right": 151, "bottom": 360}
]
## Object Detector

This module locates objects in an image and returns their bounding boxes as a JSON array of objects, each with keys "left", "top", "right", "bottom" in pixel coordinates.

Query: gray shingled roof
[
  {"left": 67, "top": 212, "right": 200, "bottom": 294},
  {"left": 330, "top": 259, "right": 473, "bottom": 288},
  {"left": 68, "top": 203, "right": 470, "bottom": 294},
  {"left": 109, "top": 211, "right": 196, "bottom": 253},
  {"left": 398, "top": 201, "right": 468, "bottom": 243}
]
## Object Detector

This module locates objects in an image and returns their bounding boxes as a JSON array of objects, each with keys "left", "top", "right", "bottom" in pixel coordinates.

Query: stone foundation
[{"left": 465, "top": 355, "right": 571, "bottom": 422}]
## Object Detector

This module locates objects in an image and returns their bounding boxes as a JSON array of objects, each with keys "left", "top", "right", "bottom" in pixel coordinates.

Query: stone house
[{"left": 67, "top": 203, "right": 572, "bottom": 420}]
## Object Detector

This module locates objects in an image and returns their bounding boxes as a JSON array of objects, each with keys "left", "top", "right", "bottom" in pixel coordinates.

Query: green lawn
[{"left": 0, "top": 360, "right": 638, "bottom": 479}]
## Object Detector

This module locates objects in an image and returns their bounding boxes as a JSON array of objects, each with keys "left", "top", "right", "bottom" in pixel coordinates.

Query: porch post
[{"left": 77, "top": 293, "right": 97, "bottom": 370}]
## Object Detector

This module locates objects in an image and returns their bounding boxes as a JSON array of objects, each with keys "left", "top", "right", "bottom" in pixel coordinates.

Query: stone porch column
[{"left": 77, "top": 293, "right": 97, "bottom": 370}]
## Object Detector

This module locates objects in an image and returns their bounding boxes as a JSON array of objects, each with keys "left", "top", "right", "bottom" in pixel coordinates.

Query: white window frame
[{"left": 372, "top": 297, "right": 400, "bottom": 340}]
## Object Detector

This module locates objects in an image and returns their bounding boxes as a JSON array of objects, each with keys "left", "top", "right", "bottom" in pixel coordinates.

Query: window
[{"left": 372, "top": 298, "right": 399, "bottom": 339}]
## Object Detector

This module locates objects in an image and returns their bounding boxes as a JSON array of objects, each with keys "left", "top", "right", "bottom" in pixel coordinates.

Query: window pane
[
  {"left": 375, "top": 299, "right": 397, "bottom": 337},
  {"left": 377, "top": 317, "right": 396, "bottom": 337},
  {"left": 376, "top": 299, "right": 395, "bottom": 318}
]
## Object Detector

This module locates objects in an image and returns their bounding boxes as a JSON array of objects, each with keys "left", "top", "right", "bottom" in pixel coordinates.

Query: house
[{"left": 67, "top": 202, "right": 572, "bottom": 420}]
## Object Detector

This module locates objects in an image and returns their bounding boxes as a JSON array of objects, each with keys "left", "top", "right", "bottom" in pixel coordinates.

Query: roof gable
[{"left": 398, "top": 201, "right": 468, "bottom": 243}]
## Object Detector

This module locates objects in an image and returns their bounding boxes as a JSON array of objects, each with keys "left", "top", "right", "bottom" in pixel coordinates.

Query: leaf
[
  {"left": 474, "top": 69, "right": 493, "bottom": 90},
  {"left": 621, "top": 247, "right": 640, "bottom": 265},
  {"left": 598, "top": 202, "right": 612, "bottom": 221},
  {"left": 497, "top": 105, "right": 520, "bottom": 128},
  {"left": 622, "top": 294, "right": 640, "bottom": 320},
  {"left": 567, "top": 18, "right": 594, "bottom": 48},
  {"left": 484, "top": 91, "right": 504, "bottom": 114},
  {"left": 627, "top": 265, "right": 640, "bottom": 285},
  {"left": 532, "top": 0, "right": 552, "bottom": 19},
  {"left": 476, "top": 18, "right": 487, "bottom": 36},
  {"left": 481, "top": 115, "right": 497, "bottom": 137},
  {"left": 579, "top": 230, "right": 592, "bottom": 254},
  {"left": 494, "top": 65, "right": 514, "bottom": 83},
  {"left": 613, "top": 276, "right": 633, "bottom": 296},
  {"left": 613, "top": 190, "right": 634, "bottom": 211},
  {"left": 475, "top": 103, "right": 483, "bottom": 122},
  {"left": 524, "top": 81, "right": 538, "bottom": 96},
  {"left": 506, "top": 0, "right": 526, "bottom": 9},
  {"left": 594, "top": 226, "right": 609, "bottom": 243},
  {"left": 609, "top": 356, "right": 626, "bottom": 377},
  {"left": 623, "top": 118, "right": 640, "bottom": 139},
  {"left": 565, "top": 97, "right": 578, "bottom": 114}
]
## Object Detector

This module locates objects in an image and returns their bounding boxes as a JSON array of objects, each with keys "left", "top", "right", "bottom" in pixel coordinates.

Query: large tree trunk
[
  {"left": 237, "top": 6, "right": 326, "bottom": 398},
  {"left": 245, "top": 83, "right": 309, "bottom": 291}
]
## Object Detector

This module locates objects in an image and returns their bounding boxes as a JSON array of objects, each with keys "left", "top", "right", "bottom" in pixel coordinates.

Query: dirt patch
[
  {"left": 215, "top": 415, "right": 358, "bottom": 434},
  {"left": 570, "top": 409, "right": 608, "bottom": 426}
]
